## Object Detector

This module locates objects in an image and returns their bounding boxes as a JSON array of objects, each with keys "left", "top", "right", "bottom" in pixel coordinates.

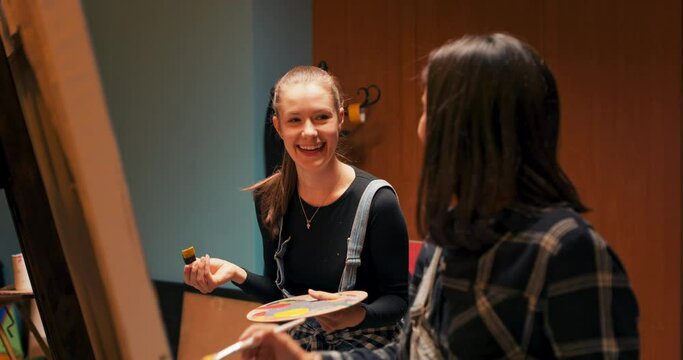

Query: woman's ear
[
  {"left": 338, "top": 107, "right": 345, "bottom": 129},
  {"left": 272, "top": 115, "right": 282, "bottom": 137}
]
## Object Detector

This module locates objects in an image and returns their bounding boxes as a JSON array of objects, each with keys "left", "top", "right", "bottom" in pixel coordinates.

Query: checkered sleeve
[{"left": 543, "top": 224, "right": 640, "bottom": 359}]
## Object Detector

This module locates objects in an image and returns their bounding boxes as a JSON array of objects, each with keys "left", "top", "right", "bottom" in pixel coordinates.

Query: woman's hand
[
  {"left": 239, "top": 324, "right": 313, "bottom": 360},
  {"left": 183, "top": 255, "right": 247, "bottom": 294},
  {"left": 308, "top": 289, "right": 367, "bottom": 333}
]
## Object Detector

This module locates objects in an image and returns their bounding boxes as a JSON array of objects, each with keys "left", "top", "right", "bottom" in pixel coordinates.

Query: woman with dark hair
[
  {"left": 183, "top": 66, "right": 409, "bottom": 351},
  {"left": 238, "top": 33, "right": 639, "bottom": 359}
]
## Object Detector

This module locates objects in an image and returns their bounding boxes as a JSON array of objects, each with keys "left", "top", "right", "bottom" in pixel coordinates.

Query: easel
[
  {"left": 0, "top": 287, "right": 51, "bottom": 360},
  {"left": 0, "top": 1, "right": 170, "bottom": 358}
]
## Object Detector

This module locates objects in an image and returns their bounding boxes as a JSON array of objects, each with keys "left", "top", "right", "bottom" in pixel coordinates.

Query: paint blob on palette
[{"left": 246, "top": 290, "right": 368, "bottom": 323}]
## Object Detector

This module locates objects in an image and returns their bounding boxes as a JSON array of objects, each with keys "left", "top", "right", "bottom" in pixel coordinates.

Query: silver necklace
[
  {"left": 298, "top": 172, "right": 343, "bottom": 230},
  {"left": 298, "top": 195, "right": 321, "bottom": 230}
]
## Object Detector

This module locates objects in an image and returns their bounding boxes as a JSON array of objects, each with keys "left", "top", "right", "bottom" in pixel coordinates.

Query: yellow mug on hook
[{"left": 347, "top": 102, "right": 365, "bottom": 125}]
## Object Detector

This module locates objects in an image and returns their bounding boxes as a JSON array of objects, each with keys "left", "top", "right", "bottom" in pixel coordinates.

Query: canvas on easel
[{"left": 0, "top": 0, "right": 170, "bottom": 358}]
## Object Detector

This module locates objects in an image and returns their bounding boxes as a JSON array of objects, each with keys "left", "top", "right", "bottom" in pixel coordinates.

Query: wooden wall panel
[
  {"left": 542, "top": 2, "right": 681, "bottom": 358},
  {"left": 416, "top": 0, "right": 545, "bottom": 57},
  {"left": 313, "top": 0, "right": 681, "bottom": 358},
  {"left": 313, "top": 0, "right": 422, "bottom": 237}
]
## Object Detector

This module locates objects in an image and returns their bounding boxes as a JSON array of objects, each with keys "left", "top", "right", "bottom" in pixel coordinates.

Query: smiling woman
[
  {"left": 182, "top": 66, "right": 409, "bottom": 352},
  {"left": 273, "top": 81, "right": 342, "bottom": 176}
]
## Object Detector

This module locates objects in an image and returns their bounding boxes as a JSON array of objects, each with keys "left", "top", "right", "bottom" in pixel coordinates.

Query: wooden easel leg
[{"left": 17, "top": 301, "right": 52, "bottom": 360}]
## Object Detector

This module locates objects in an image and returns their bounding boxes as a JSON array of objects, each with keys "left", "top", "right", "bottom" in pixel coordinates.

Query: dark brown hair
[
  {"left": 417, "top": 33, "right": 587, "bottom": 250},
  {"left": 245, "top": 66, "right": 344, "bottom": 238}
]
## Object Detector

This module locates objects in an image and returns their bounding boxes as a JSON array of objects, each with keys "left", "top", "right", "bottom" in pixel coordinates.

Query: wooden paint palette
[{"left": 246, "top": 291, "right": 368, "bottom": 323}]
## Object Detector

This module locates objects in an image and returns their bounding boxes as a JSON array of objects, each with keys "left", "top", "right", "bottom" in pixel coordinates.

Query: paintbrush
[{"left": 201, "top": 317, "right": 306, "bottom": 360}]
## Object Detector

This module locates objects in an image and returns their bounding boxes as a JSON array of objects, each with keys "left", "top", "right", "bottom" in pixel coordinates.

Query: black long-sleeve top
[{"left": 236, "top": 167, "right": 409, "bottom": 328}]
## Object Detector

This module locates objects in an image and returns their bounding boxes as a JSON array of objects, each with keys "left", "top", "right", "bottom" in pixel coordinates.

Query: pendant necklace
[
  {"left": 298, "top": 195, "right": 321, "bottom": 230},
  {"left": 298, "top": 175, "right": 341, "bottom": 230}
]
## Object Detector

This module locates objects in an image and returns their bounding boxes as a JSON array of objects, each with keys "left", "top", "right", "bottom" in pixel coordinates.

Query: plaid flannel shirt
[{"left": 322, "top": 207, "right": 639, "bottom": 359}]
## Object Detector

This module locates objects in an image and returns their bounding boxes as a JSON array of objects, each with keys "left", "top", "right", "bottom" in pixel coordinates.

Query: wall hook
[
  {"left": 346, "top": 84, "right": 381, "bottom": 127},
  {"left": 357, "top": 84, "right": 381, "bottom": 108}
]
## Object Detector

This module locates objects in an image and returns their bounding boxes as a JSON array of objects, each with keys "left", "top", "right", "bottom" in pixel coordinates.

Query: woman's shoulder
[
  {"left": 480, "top": 207, "right": 617, "bottom": 295},
  {"left": 350, "top": 166, "right": 377, "bottom": 185},
  {"left": 510, "top": 207, "right": 592, "bottom": 248},
  {"left": 339, "top": 166, "right": 401, "bottom": 213},
  {"left": 537, "top": 208, "right": 634, "bottom": 301},
  {"left": 522, "top": 207, "right": 618, "bottom": 266},
  {"left": 487, "top": 207, "right": 598, "bottom": 273},
  {"left": 535, "top": 207, "right": 594, "bottom": 241},
  {"left": 349, "top": 166, "right": 397, "bottom": 193}
]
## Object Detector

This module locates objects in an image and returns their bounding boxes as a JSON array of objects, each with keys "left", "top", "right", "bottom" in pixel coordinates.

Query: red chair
[{"left": 408, "top": 240, "right": 423, "bottom": 275}]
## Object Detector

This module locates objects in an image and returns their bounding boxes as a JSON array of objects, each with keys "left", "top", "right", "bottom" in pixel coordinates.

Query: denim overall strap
[
  {"left": 410, "top": 245, "right": 442, "bottom": 318},
  {"left": 287, "top": 179, "right": 402, "bottom": 351},
  {"left": 338, "top": 179, "right": 395, "bottom": 292},
  {"left": 274, "top": 217, "right": 293, "bottom": 297},
  {"left": 409, "top": 244, "right": 443, "bottom": 360}
]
